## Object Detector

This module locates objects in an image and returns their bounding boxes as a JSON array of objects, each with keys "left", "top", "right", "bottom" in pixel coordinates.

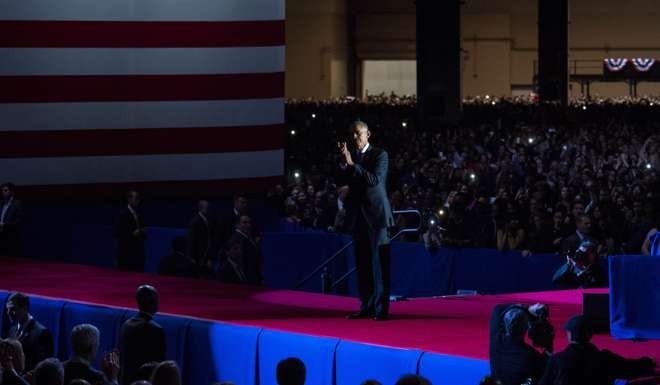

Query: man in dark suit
[
  {"left": 226, "top": 215, "right": 263, "bottom": 286},
  {"left": 118, "top": 285, "right": 166, "bottom": 385},
  {"left": 114, "top": 190, "right": 146, "bottom": 272},
  {"left": 339, "top": 121, "right": 394, "bottom": 320},
  {"left": 4, "top": 292, "right": 54, "bottom": 372},
  {"left": 560, "top": 214, "right": 594, "bottom": 255},
  {"left": 63, "top": 324, "right": 119, "bottom": 385},
  {"left": 539, "top": 315, "right": 656, "bottom": 385},
  {"left": 0, "top": 183, "right": 23, "bottom": 256},
  {"left": 187, "top": 200, "right": 213, "bottom": 272}
]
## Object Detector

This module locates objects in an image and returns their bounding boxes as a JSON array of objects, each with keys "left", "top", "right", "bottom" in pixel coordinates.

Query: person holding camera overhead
[{"left": 489, "top": 303, "right": 554, "bottom": 385}]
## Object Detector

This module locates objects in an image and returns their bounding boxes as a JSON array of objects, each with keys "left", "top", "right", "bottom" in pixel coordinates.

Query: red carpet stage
[{"left": 1, "top": 257, "right": 658, "bottom": 385}]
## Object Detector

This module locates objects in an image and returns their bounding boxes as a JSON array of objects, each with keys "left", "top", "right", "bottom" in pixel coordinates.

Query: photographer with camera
[
  {"left": 539, "top": 315, "right": 657, "bottom": 385},
  {"left": 489, "top": 303, "right": 554, "bottom": 385},
  {"left": 552, "top": 240, "right": 606, "bottom": 289}
]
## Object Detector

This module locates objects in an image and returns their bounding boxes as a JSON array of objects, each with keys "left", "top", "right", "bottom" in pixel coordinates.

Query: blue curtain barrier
[
  {"left": 1, "top": 291, "right": 502, "bottom": 385},
  {"left": 609, "top": 255, "right": 660, "bottom": 340}
]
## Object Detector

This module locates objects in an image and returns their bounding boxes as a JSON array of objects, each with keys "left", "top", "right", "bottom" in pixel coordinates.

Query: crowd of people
[
  {"left": 278, "top": 95, "right": 660, "bottom": 260},
  {"left": 2, "top": 290, "right": 657, "bottom": 385}
]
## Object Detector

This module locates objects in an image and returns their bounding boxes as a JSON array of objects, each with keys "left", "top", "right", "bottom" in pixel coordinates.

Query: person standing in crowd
[
  {"left": 339, "top": 120, "right": 395, "bottom": 321},
  {"left": 226, "top": 215, "right": 262, "bottom": 286},
  {"left": 218, "top": 193, "right": 250, "bottom": 245},
  {"left": 539, "top": 315, "right": 656, "bottom": 385},
  {"left": 276, "top": 358, "right": 306, "bottom": 385},
  {"left": 187, "top": 200, "right": 214, "bottom": 271},
  {"left": 63, "top": 324, "right": 119, "bottom": 385},
  {"left": 119, "top": 285, "right": 166, "bottom": 385},
  {"left": 4, "top": 292, "right": 54, "bottom": 372},
  {"left": 114, "top": 190, "right": 146, "bottom": 272},
  {"left": 0, "top": 183, "right": 23, "bottom": 256}
]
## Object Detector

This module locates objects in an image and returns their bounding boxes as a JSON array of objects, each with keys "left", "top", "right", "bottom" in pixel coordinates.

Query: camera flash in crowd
[
  {"left": 582, "top": 105, "right": 587, "bottom": 110},
  {"left": 651, "top": 102, "right": 655, "bottom": 106},
  {"left": 438, "top": 209, "right": 445, "bottom": 216},
  {"left": 429, "top": 219, "right": 436, "bottom": 226},
  {"left": 562, "top": 145, "right": 568, "bottom": 151},
  {"left": 470, "top": 173, "right": 476, "bottom": 180},
  {"left": 646, "top": 163, "right": 652, "bottom": 170},
  {"left": 311, "top": 113, "right": 316, "bottom": 119},
  {"left": 491, "top": 101, "right": 496, "bottom": 106},
  {"left": 293, "top": 171, "right": 301, "bottom": 179},
  {"left": 290, "top": 130, "right": 296, "bottom": 136},
  {"left": 485, "top": 95, "right": 490, "bottom": 99},
  {"left": 401, "top": 121, "right": 407, "bottom": 127},
  {"left": 528, "top": 137, "right": 534, "bottom": 144}
]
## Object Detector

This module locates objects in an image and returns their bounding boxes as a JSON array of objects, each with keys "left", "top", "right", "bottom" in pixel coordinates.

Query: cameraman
[
  {"left": 489, "top": 303, "right": 554, "bottom": 385},
  {"left": 552, "top": 240, "right": 606, "bottom": 289},
  {"left": 539, "top": 315, "right": 657, "bottom": 385}
]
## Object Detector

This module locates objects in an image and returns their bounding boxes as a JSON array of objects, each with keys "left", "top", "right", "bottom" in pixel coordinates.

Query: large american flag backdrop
[{"left": 0, "top": 0, "right": 284, "bottom": 197}]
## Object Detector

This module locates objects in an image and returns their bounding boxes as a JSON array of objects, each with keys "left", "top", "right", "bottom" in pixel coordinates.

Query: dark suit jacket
[
  {"left": 7, "top": 318, "right": 54, "bottom": 372},
  {"left": 228, "top": 231, "right": 262, "bottom": 286},
  {"left": 0, "top": 198, "right": 23, "bottom": 255},
  {"left": 63, "top": 359, "right": 113, "bottom": 385},
  {"left": 342, "top": 146, "right": 394, "bottom": 232},
  {"left": 0, "top": 198, "right": 22, "bottom": 230},
  {"left": 187, "top": 213, "right": 213, "bottom": 267},
  {"left": 114, "top": 207, "right": 145, "bottom": 270},
  {"left": 119, "top": 312, "right": 166, "bottom": 385}
]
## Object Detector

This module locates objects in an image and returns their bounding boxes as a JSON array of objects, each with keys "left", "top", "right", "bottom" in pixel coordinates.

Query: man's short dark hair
[
  {"left": 395, "top": 374, "right": 431, "bottom": 385},
  {"left": 7, "top": 292, "right": 29, "bottom": 310},
  {"left": 276, "top": 357, "right": 306, "bottom": 385},
  {"left": 1, "top": 183, "right": 15, "bottom": 192},
  {"left": 34, "top": 358, "right": 64, "bottom": 385},
  {"left": 135, "top": 285, "right": 158, "bottom": 314}
]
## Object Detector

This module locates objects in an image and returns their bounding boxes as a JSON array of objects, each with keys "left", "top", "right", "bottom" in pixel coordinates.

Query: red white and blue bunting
[
  {"left": 632, "top": 58, "right": 656, "bottom": 72},
  {"left": 604, "top": 58, "right": 628, "bottom": 72}
]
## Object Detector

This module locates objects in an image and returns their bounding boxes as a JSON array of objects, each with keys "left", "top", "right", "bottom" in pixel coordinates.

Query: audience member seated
[
  {"left": 276, "top": 357, "right": 306, "bottom": 385},
  {"left": 119, "top": 285, "right": 166, "bottom": 385},
  {"left": 4, "top": 292, "right": 54, "bottom": 372},
  {"left": 149, "top": 361, "right": 180, "bottom": 385},
  {"left": 395, "top": 374, "right": 431, "bottom": 385},
  {"left": 34, "top": 358, "right": 64, "bottom": 385},
  {"left": 157, "top": 237, "right": 199, "bottom": 278},
  {"left": 539, "top": 315, "right": 657, "bottom": 385},
  {"left": 0, "top": 339, "right": 29, "bottom": 385},
  {"left": 63, "top": 324, "right": 119, "bottom": 385},
  {"left": 489, "top": 303, "right": 552, "bottom": 385},
  {"left": 226, "top": 215, "right": 263, "bottom": 286},
  {"left": 479, "top": 376, "right": 502, "bottom": 385},
  {"left": 0, "top": 182, "right": 23, "bottom": 256}
]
